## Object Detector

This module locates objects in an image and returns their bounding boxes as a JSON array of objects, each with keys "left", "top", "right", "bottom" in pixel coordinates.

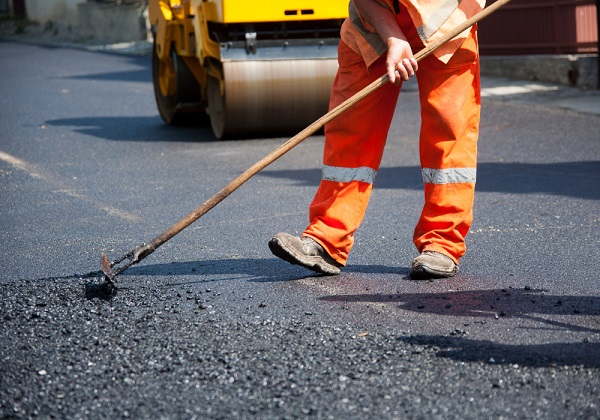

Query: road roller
[{"left": 148, "top": 0, "right": 348, "bottom": 138}]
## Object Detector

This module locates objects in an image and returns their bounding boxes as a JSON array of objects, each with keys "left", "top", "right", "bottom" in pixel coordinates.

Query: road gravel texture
[{"left": 1, "top": 274, "right": 598, "bottom": 419}]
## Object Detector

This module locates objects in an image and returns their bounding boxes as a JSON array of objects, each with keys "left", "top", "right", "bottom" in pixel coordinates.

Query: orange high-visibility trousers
[{"left": 303, "top": 12, "right": 481, "bottom": 266}]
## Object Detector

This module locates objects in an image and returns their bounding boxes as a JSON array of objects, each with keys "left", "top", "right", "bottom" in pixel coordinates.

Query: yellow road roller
[{"left": 148, "top": 0, "right": 348, "bottom": 138}]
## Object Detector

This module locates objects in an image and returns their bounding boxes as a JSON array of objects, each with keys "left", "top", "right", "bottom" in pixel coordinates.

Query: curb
[{"left": 480, "top": 54, "right": 599, "bottom": 91}]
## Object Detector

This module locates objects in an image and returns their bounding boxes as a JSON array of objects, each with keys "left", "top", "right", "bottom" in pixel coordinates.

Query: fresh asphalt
[{"left": 0, "top": 40, "right": 599, "bottom": 418}]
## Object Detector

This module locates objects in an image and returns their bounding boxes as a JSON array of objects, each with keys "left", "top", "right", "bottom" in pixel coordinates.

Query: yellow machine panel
[{"left": 219, "top": 0, "right": 348, "bottom": 23}]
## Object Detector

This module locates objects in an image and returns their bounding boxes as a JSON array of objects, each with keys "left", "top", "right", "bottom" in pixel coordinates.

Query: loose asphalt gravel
[{"left": 1, "top": 274, "right": 598, "bottom": 419}]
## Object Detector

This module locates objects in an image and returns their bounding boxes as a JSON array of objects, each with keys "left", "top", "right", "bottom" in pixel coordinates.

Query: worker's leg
[
  {"left": 303, "top": 41, "right": 401, "bottom": 265},
  {"left": 413, "top": 27, "right": 481, "bottom": 264}
]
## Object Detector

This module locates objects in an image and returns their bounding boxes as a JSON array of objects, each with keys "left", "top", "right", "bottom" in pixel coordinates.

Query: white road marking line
[{"left": 0, "top": 149, "right": 140, "bottom": 221}]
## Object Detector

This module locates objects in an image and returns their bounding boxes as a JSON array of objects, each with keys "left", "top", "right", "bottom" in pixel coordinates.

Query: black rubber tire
[
  {"left": 152, "top": 39, "right": 204, "bottom": 125},
  {"left": 206, "top": 75, "right": 227, "bottom": 138}
]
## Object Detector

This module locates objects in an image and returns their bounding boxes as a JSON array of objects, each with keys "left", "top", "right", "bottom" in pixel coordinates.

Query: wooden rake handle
[{"left": 102, "top": 0, "right": 511, "bottom": 283}]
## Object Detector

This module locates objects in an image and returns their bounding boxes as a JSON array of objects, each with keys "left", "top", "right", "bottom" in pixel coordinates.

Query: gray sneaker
[
  {"left": 269, "top": 233, "right": 342, "bottom": 275},
  {"left": 410, "top": 250, "right": 459, "bottom": 280}
]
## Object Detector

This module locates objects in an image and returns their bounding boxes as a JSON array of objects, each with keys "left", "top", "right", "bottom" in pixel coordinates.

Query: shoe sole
[
  {"left": 410, "top": 264, "right": 458, "bottom": 280},
  {"left": 268, "top": 236, "right": 341, "bottom": 275}
]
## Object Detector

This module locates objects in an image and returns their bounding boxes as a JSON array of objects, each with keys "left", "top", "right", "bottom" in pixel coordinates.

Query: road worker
[{"left": 269, "top": 0, "right": 485, "bottom": 279}]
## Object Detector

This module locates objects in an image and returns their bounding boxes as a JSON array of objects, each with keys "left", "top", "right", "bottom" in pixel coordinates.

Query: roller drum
[{"left": 209, "top": 58, "right": 338, "bottom": 138}]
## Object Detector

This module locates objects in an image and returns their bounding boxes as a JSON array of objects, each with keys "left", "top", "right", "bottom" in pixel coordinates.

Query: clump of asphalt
[{"left": 1, "top": 276, "right": 598, "bottom": 418}]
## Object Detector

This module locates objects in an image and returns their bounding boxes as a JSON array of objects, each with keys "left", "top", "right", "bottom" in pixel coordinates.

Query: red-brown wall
[{"left": 478, "top": 0, "right": 598, "bottom": 55}]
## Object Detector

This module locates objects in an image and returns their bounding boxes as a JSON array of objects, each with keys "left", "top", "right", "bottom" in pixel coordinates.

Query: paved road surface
[{"left": 1, "top": 40, "right": 599, "bottom": 418}]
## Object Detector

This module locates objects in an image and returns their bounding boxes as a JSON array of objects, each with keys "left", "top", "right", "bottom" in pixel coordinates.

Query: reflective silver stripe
[
  {"left": 422, "top": 167, "right": 476, "bottom": 184},
  {"left": 322, "top": 165, "right": 377, "bottom": 184},
  {"left": 348, "top": 3, "right": 388, "bottom": 57},
  {"left": 416, "top": 0, "right": 461, "bottom": 41}
]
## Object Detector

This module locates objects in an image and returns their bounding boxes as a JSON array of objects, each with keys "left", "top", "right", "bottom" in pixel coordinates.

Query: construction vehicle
[{"left": 148, "top": 0, "right": 348, "bottom": 139}]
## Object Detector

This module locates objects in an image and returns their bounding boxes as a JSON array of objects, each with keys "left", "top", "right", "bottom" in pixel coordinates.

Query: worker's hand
[{"left": 386, "top": 37, "right": 418, "bottom": 85}]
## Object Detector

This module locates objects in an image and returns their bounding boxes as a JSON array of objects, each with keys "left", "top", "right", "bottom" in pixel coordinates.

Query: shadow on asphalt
[
  {"left": 261, "top": 161, "right": 600, "bottom": 200},
  {"left": 64, "top": 58, "right": 151, "bottom": 83},
  {"left": 46, "top": 116, "right": 215, "bottom": 142},
  {"left": 318, "top": 288, "right": 600, "bottom": 325},
  {"left": 398, "top": 335, "right": 600, "bottom": 368},
  {"left": 21, "top": 259, "right": 406, "bottom": 292},
  {"left": 319, "top": 288, "right": 600, "bottom": 368},
  {"left": 43, "top": 114, "right": 600, "bottom": 201},
  {"left": 45, "top": 115, "right": 319, "bottom": 141},
  {"left": 113, "top": 259, "right": 408, "bottom": 284}
]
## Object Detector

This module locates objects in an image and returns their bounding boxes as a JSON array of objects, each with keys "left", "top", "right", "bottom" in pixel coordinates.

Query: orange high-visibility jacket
[{"left": 341, "top": 0, "right": 485, "bottom": 66}]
